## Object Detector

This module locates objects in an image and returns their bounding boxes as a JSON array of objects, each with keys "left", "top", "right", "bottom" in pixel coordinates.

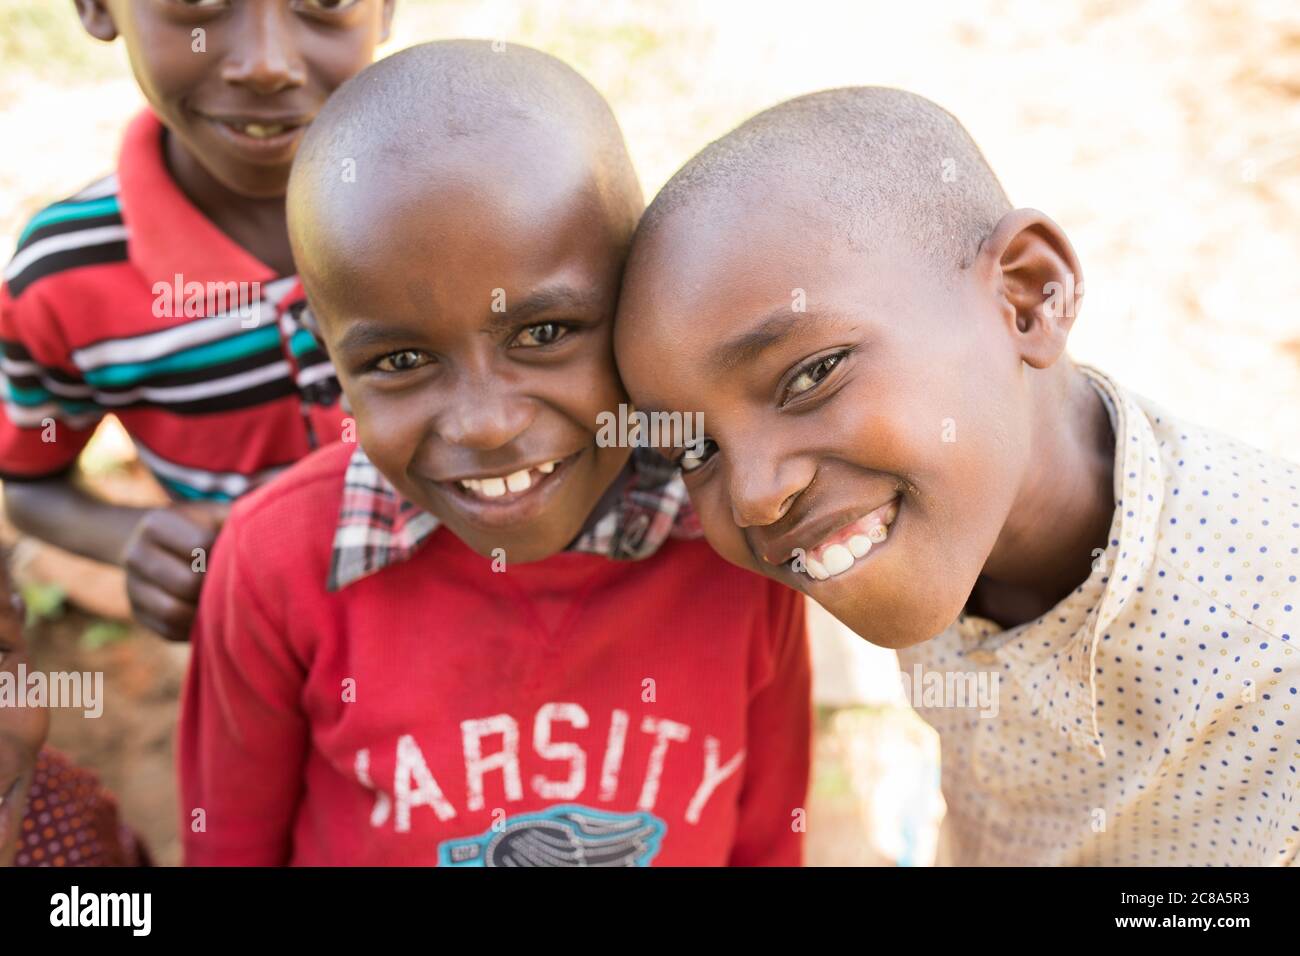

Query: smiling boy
[
  {"left": 1, "top": 1, "right": 395, "bottom": 640},
  {"left": 178, "top": 41, "right": 810, "bottom": 867},
  {"left": 614, "top": 87, "right": 1299, "bottom": 866}
]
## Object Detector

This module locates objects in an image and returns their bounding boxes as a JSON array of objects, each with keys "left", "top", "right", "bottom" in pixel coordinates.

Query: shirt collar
[
  {"left": 328, "top": 444, "right": 700, "bottom": 591},
  {"left": 954, "top": 365, "right": 1165, "bottom": 757},
  {"left": 116, "top": 109, "right": 277, "bottom": 288}
]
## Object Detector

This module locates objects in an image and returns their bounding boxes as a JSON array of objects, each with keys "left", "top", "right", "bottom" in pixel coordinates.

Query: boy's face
[
  {"left": 616, "top": 191, "right": 1038, "bottom": 649},
  {"left": 0, "top": 569, "right": 48, "bottom": 867},
  {"left": 79, "top": 0, "right": 393, "bottom": 198},
  {"left": 301, "top": 139, "right": 635, "bottom": 565}
]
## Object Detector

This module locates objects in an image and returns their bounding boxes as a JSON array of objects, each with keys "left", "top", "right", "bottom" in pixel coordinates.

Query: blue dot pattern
[{"left": 895, "top": 367, "right": 1298, "bottom": 865}]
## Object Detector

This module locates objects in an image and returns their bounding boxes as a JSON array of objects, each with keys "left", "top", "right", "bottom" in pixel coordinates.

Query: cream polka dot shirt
[{"left": 897, "top": 366, "right": 1298, "bottom": 866}]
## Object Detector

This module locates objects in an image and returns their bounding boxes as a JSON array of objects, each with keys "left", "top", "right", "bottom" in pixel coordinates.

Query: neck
[
  {"left": 970, "top": 362, "right": 1116, "bottom": 629},
  {"left": 163, "top": 128, "right": 295, "bottom": 277}
]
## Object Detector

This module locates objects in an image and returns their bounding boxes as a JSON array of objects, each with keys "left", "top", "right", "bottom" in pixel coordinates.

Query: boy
[
  {"left": 1, "top": 1, "right": 395, "bottom": 640},
  {"left": 179, "top": 41, "right": 810, "bottom": 867},
  {"left": 613, "top": 87, "right": 1299, "bottom": 866}
]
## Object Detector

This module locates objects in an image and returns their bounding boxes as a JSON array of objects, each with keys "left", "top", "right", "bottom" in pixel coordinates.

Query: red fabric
[
  {"left": 180, "top": 441, "right": 811, "bottom": 866},
  {"left": 116, "top": 111, "right": 274, "bottom": 290},
  {"left": 12, "top": 748, "right": 150, "bottom": 867},
  {"left": 0, "top": 110, "right": 346, "bottom": 481}
]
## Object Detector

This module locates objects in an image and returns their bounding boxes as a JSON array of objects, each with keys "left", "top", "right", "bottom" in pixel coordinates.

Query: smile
[
  {"left": 201, "top": 114, "right": 311, "bottom": 153},
  {"left": 791, "top": 497, "right": 900, "bottom": 581},
  {"left": 454, "top": 458, "right": 565, "bottom": 500},
  {"left": 434, "top": 450, "right": 585, "bottom": 532}
]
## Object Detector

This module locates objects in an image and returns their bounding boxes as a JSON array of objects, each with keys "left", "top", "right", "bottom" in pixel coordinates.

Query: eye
[
  {"left": 295, "top": 0, "right": 361, "bottom": 10},
  {"left": 374, "top": 350, "right": 432, "bottom": 373},
  {"left": 679, "top": 438, "right": 718, "bottom": 474},
  {"left": 513, "top": 322, "right": 569, "bottom": 348},
  {"left": 783, "top": 350, "right": 849, "bottom": 405}
]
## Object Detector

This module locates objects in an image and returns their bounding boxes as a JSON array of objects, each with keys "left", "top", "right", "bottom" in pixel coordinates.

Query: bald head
[
  {"left": 640, "top": 87, "right": 1010, "bottom": 271},
  {"left": 288, "top": 40, "right": 642, "bottom": 287}
]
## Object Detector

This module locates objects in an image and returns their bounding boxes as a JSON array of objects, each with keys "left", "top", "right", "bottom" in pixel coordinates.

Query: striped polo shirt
[{"left": 0, "top": 110, "right": 344, "bottom": 500}]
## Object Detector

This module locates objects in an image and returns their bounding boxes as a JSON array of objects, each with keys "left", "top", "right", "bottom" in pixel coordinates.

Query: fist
[{"left": 122, "top": 502, "right": 231, "bottom": 642}]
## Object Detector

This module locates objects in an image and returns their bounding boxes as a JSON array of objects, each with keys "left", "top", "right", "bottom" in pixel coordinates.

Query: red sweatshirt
[{"left": 179, "top": 441, "right": 811, "bottom": 866}]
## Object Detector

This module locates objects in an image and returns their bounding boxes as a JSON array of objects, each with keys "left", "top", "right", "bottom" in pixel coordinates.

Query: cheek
[
  {"left": 120, "top": 20, "right": 207, "bottom": 106},
  {"left": 308, "top": 32, "right": 383, "bottom": 90},
  {"left": 565, "top": 332, "right": 627, "bottom": 418},
  {"left": 690, "top": 486, "right": 762, "bottom": 572},
  {"left": 349, "top": 386, "right": 427, "bottom": 471}
]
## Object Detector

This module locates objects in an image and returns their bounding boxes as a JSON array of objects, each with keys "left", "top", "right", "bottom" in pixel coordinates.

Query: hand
[{"left": 122, "top": 502, "right": 231, "bottom": 642}]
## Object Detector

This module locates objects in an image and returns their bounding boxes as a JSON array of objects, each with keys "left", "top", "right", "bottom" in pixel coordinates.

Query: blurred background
[{"left": 1, "top": 0, "right": 1297, "bottom": 865}]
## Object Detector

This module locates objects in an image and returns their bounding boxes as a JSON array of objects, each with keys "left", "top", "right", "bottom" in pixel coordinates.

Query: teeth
[
  {"left": 821, "top": 544, "right": 854, "bottom": 576},
  {"left": 798, "top": 499, "right": 899, "bottom": 580},
  {"left": 242, "top": 122, "right": 286, "bottom": 139},
  {"left": 457, "top": 460, "right": 563, "bottom": 498}
]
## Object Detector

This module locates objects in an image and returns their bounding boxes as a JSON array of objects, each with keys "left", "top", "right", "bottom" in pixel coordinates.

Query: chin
[{"left": 831, "top": 596, "right": 964, "bottom": 651}]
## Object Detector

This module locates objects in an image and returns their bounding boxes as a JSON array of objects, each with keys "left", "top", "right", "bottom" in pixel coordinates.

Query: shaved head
[
  {"left": 288, "top": 39, "right": 642, "bottom": 289},
  {"left": 640, "top": 87, "right": 1011, "bottom": 270}
]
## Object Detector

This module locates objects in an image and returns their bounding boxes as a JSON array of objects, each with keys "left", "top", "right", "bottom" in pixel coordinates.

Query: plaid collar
[{"left": 328, "top": 444, "right": 701, "bottom": 591}]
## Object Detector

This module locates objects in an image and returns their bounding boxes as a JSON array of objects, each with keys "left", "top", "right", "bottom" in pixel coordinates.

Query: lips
[
  {"left": 429, "top": 450, "right": 585, "bottom": 531},
  {"left": 198, "top": 112, "right": 312, "bottom": 158},
  {"left": 454, "top": 458, "right": 564, "bottom": 500},
  {"left": 775, "top": 496, "right": 900, "bottom": 581}
]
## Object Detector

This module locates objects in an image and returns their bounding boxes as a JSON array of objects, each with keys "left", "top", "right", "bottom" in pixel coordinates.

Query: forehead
[
  {"left": 302, "top": 136, "right": 623, "bottom": 321},
  {"left": 624, "top": 189, "right": 912, "bottom": 339}
]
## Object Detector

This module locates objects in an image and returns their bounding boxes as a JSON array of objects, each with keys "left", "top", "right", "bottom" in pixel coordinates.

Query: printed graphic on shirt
[
  {"left": 437, "top": 805, "right": 666, "bottom": 867},
  {"left": 352, "top": 705, "right": 748, "bottom": 848}
]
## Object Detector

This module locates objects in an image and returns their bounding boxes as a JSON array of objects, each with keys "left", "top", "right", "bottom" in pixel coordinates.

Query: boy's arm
[
  {"left": 178, "top": 507, "right": 308, "bottom": 866},
  {"left": 728, "top": 582, "right": 812, "bottom": 867},
  {"left": 4, "top": 477, "right": 147, "bottom": 564},
  {"left": 4, "top": 478, "right": 229, "bottom": 641},
  {"left": 3, "top": 274, "right": 228, "bottom": 640}
]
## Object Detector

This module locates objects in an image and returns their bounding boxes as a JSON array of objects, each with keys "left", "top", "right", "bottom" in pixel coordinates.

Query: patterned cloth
[
  {"left": 329, "top": 444, "right": 700, "bottom": 591},
  {"left": 12, "top": 748, "right": 150, "bottom": 867},
  {"left": 898, "top": 366, "right": 1299, "bottom": 865},
  {"left": 0, "top": 110, "right": 349, "bottom": 498}
]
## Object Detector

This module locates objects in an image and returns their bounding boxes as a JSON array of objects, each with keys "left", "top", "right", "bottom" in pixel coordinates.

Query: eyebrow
[
  {"left": 708, "top": 309, "right": 807, "bottom": 371},
  {"left": 482, "top": 285, "right": 603, "bottom": 336},
  {"left": 336, "top": 322, "right": 423, "bottom": 355}
]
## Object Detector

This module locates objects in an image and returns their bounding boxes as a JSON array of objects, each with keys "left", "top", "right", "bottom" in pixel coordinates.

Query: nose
[
  {"left": 435, "top": 377, "right": 536, "bottom": 451},
  {"left": 220, "top": 3, "right": 307, "bottom": 95},
  {"left": 728, "top": 452, "right": 813, "bottom": 528}
]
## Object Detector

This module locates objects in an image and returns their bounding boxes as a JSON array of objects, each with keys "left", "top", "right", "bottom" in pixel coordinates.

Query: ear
[
  {"left": 73, "top": 0, "right": 118, "bottom": 43},
  {"left": 379, "top": 0, "right": 396, "bottom": 43},
  {"left": 977, "top": 208, "right": 1083, "bottom": 370}
]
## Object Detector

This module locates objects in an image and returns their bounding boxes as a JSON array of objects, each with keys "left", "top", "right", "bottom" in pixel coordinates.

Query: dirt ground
[{"left": 2, "top": 0, "right": 1298, "bottom": 866}]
